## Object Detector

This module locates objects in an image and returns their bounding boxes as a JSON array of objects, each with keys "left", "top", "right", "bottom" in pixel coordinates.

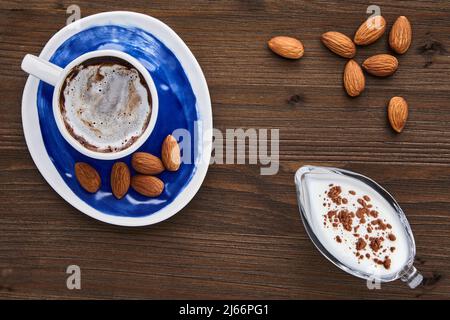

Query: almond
[
  {"left": 131, "top": 175, "right": 164, "bottom": 197},
  {"left": 268, "top": 36, "right": 304, "bottom": 59},
  {"left": 362, "top": 54, "right": 398, "bottom": 77},
  {"left": 74, "top": 162, "right": 101, "bottom": 193},
  {"left": 343, "top": 60, "right": 365, "bottom": 97},
  {"left": 131, "top": 152, "right": 164, "bottom": 175},
  {"left": 161, "top": 135, "right": 181, "bottom": 171},
  {"left": 321, "top": 31, "right": 356, "bottom": 58},
  {"left": 110, "top": 162, "right": 130, "bottom": 199},
  {"left": 389, "top": 16, "right": 412, "bottom": 54},
  {"left": 388, "top": 97, "right": 408, "bottom": 133},
  {"left": 354, "top": 15, "right": 386, "bottom": 45}
]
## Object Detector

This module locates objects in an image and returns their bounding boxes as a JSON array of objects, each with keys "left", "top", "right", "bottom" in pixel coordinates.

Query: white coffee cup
[{"left": 21, "top": 49, "right": 159, "bottom": 160}]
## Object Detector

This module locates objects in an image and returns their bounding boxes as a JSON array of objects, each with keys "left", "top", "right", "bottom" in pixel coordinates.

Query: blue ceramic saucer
[{"left": 22, "top": 12, "right": 212, "bottom": 226}]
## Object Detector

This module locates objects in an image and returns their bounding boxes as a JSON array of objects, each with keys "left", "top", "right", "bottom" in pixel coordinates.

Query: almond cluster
[
  {"left": 267, "top": 15, "right": 412, "bottom": 133},
  {"left": 74, "top": 134, "right": 181, "bottom": 199},
  {"left": 321, "top": 15, "right": 411, "bottom": 133}
]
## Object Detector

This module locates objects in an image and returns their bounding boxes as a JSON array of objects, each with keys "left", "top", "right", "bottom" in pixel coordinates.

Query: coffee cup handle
[{"left": 21, "top": 54, "right": 63, "bottom": 87}]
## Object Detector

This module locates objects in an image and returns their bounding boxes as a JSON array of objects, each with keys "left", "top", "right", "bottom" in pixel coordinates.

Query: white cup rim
[{"left": 52, "top": 49, "right": 159, "bottom": 160}]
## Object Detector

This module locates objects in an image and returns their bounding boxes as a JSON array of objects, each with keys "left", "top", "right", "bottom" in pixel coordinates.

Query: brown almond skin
[
  {"left": 388, "top": 97, "right": 408, "bottom": 133},
  {"left": 268, "top": 36, "right": 304, "bottom": 59},
  {"left": 389, "top": 16, "right": 412, "bottom": 54},
  {"left": 343, "top": 60, "right": 365, "bottom": 97},
  {"left": 321, "top": 31, "right": 356, "bottom": 58},
  {"left": 74, "top": 162, "right": 101, "bottom": 193},
  {"left": 354, "top": 15, "right": 386, "bottom": 45},
  {"left": 131, "top": 175, "right": 164, "bottom": 197},
  {"left": 162, "top": 135, "right": 181, "bottom": 171},
  {"left": 131, "top": 152, "right": 165, "bottom": 175},
  {"left": 362, "top": 54, "right": 398, "bottom": 77},
  {"left": 110, "top": 162, "right": 130, "bottom": 199}
]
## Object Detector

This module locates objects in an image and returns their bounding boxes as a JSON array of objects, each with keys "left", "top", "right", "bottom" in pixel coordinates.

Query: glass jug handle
[{"left": 400, "top": 265, "right": 423, "bottom": 289}]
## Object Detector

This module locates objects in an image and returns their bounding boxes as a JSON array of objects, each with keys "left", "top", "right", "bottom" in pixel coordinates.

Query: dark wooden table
[{"left": 1, "top": 0, "right": 449, "bottom": 299}]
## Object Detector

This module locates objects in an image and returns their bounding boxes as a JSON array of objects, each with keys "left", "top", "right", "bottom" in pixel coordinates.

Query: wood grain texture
[{"left": 0, "top": 0, "right": 450, "bottom": 299}]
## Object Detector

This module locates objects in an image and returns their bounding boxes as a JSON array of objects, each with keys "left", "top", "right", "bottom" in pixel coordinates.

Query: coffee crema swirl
[{"left": 59, "top": 57, "right": 152, "bottom": 153}]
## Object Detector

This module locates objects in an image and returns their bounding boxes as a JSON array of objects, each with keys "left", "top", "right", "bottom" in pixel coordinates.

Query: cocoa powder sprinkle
[
  {"left": 383, "top": 257, "right": 391, "bottom": 269},
  {"left": 337, "top": 210, "right": 354, "bottom": 232},
  {"left": 327, "top": 186, "right": 343, "bottom": 205},
  {"left": 357, "top": 198, "right": 367, "bottom": 207},
  {"left": 369, "top": 210, "right": 379, "bottom": 218},
  {"left": 322, "top": 184, "right": 397, "bottom": 271},
  {"left": 388, "top": 233, "right": 396, "bottom": 241},
  {"left": 369, "top": 237, "right": 383, "bottom": 252},
  {"left": 356, "top": 238, "right": 367, "bottom": 251}
]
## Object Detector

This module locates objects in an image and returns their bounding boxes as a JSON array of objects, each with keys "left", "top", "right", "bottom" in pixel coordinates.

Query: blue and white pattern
[{"left": 22, "top": 12, "right": 212, "bottom": 226}]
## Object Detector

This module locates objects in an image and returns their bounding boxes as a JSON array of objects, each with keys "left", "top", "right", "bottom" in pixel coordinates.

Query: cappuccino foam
[{"left": 60, "top": 59, "right": 152, "bottom": 153}]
